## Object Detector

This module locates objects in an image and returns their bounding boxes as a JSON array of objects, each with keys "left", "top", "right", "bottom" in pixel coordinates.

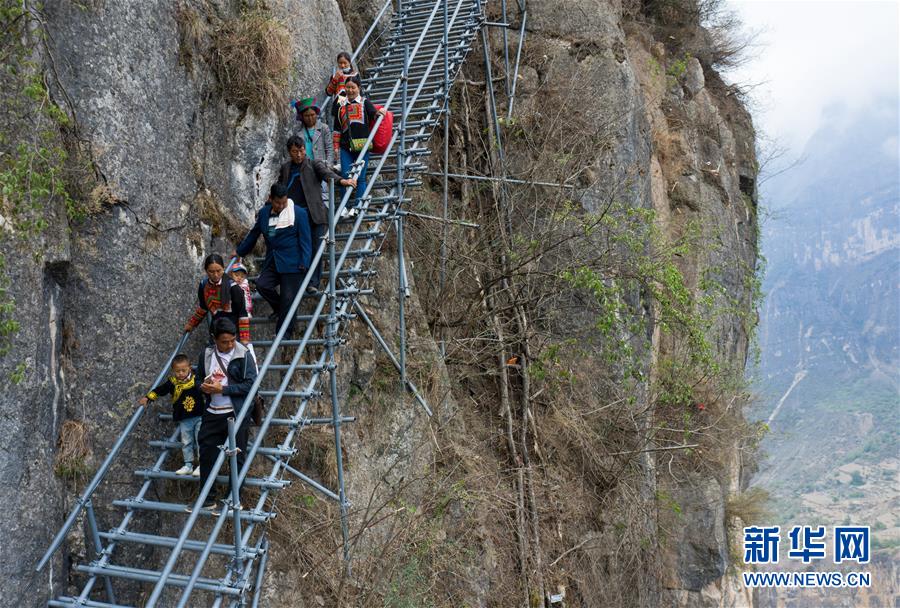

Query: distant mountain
[{"left": 752, "top": 98, "right": 899, "bottom": 606}]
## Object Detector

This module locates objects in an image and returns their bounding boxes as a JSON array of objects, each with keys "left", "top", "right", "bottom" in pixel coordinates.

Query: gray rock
[
  {"left": 0, "top": 0, "right": 349, "bottom": 604},
  {"left": 684, "top": 56, "right": 705, "bottom": 97}
]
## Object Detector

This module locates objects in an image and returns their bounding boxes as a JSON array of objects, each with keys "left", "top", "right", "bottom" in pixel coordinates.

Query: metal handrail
[{"left": 35, "top": 330, "right": 190, "bottom": 573}]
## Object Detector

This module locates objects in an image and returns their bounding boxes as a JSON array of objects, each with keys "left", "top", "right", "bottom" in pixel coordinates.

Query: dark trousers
[
  {"left": 310, "top": 221, "right": 326, "bottom": 288},
  {"left": 198, "top": 413, "right": 250, "bottom": 500},
  {"left": 255, "top": 263, "right": 302, "bottom": 335}
]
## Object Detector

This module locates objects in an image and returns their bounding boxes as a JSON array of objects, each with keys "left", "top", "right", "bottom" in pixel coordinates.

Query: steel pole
[
  {"left": 440, "top": 0, "right": 451, "bottom": 359},
  {"left": 85, "top": 500, "right": 117, "bottom": 604},
  {"left": 327, "top": 180, "right": 351, "bottom": 569},
  {"left": 227, "top": 417, "right": 244, "bottom": 576},
  {"left": 507, "top": 11, "right": 527, "bottom": 120}
]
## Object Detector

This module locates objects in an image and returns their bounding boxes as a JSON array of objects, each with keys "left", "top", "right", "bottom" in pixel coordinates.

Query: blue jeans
[
  {"left": 340, "top": 148, "right": 369, "bottom": 208},
  {"left": 178, "top": 416, "right": 202, "bottom": 466}
]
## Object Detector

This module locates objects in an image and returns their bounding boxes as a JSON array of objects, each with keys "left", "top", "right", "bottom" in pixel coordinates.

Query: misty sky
[{"left": 725, "top": 0, "right": 899, "bottom": 153}]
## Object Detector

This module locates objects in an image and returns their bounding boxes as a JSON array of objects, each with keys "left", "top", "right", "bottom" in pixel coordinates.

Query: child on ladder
[
  {"left": 325, "top": 51, "right": 359, "bottom": 107},
  {"left": 229, "top": 261, "right": 257, "bottom": 361},
  {"left": 138, "top": 354, "right": 204, "bottom": 476}
]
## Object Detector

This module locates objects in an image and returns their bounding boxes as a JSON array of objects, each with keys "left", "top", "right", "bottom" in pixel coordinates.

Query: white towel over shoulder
[{"left": 269, "top": 199, "right": 296, "bottom": 230}]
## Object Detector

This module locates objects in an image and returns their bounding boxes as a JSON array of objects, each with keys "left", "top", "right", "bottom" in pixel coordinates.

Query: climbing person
[
  {"left": 278, "top": 135, "right": 356, "bottom": 291},
  {"left": 293, "top": 97, "right": 334, "bottom": 169},
  {"left": 184, "top": 253, "right": 251, "bottom": 345},
  {"left": 235, "top": 183, "right": 311, "bottom": 337},
  {"left": 228, "top": 261, "right": 253, "bottom": 320},
  {"left": 333, "top": 75, "right": 385, "bottom": 209},
  {"left": 138, "top": 354, "right": 204, "bottom": 477},
  {"left": 196, "top": 317, "right": 258, "bottom": 511},
  {"left": 228, "top": 261, "right": 257, "bottom": 360},
  {"left": 325, "top": 51, "right": 359, "bottom": 105}
]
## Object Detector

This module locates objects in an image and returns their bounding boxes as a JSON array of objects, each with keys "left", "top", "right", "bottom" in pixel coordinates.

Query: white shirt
[{"left": 208, "top": 348, "right": 234, "bottom": 415}]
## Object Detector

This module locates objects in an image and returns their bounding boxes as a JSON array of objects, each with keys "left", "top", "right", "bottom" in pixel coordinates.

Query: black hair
[
  {"left": 203, "top": 253, "right": 225, "bottom": 270},
  {"left": 336, "top": 51, "right": 353, "bottom": 67},
  {"left": 270, "top": 182, "right": 289, "bottom": 199},
  {"left": 286, "top": 134, "right": 305, "bottom": 151},
  {"left": 171, "top": 353, "right": 190, "bottom": 366},
  {"left": 344, "top": 75, "right": 362, "bottom": 89},
  {"left": 212, "top": 317, "right": 237, "bottom": 338}
]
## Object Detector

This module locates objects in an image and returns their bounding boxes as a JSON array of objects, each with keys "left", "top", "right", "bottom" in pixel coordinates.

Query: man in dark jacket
[
  {"left": 236, "top": 183, "right": 316, "bottom": 337},
  {"left": 279, "top": 135, "right": 356, "bottom": 290},
  {"left": 197, "top": 318, "right": 258, "bottom": 510}
]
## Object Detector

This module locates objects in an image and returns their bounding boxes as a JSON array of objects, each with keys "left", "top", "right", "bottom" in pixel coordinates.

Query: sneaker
[
  {"left": 192, "top": 466, "right": 200, "bottom": 477},
  {"left": 175, "top": 464, "right": 193, "bottom": 476},
  {"left": 201, "top": 498, "right": 220, "bottom": 514}
]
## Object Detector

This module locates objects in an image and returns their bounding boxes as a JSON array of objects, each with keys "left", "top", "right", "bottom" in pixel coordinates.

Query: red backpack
[{"left": 372, "top": 105, "right": 394, "bottom": 154}]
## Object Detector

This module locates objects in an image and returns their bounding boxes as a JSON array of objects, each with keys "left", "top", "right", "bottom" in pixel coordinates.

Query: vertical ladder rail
[{"left": 326, "top": 179, "right": 352, "bottom": 568}]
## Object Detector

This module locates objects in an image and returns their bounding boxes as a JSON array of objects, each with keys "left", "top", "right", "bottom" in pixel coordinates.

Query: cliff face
[{"left": 0, "top": 0, "right": 758, "bottom": 605}]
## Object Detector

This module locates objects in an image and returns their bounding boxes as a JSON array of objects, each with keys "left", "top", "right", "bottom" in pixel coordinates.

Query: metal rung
[
  {"left": 258, "top": 390, "right": 319, "bottom": 399},
  {"left": 373, "top": 162, "right": 428, "bottom": 175},
  {"left": 253, "top": 338, "right": 330, "bottom": 347},
  {"left": 265, "top": 363, "right": 327, "bottom": 371},
  {"left": 373, "top": 179, "right": 422, "bottom": 189},
  {"left": 385, "top": 27, "right": 476, "bottom": 44},
  {"left": 263, "top": 415, "right": 357, "bottom": 428},
  {"left": 369, "top": 46, "right": 471, "bottom": 74},
  {"left": 334, "top": 229, "right": 384, "bottom": 241},
  {"left": 74, "top": 563, "right": 245, "bottom": 595},
  {"left": 98, "top": 530, "right": 260, "bottom": 558},
  {"left": 368, "top": 83, "right": 448, "bottom": 97},
  {"left": 148, "top": 440, "right": 295, "bottom": 458},
  {"left": 51, "top": 598, "right": 134, "bottom": 608},
  {"left": 343, "top": 248, "right": 382, "bottom": 259},
  {"left": 249, "top": 266, "right": 362, "bottom": 283},
  {"left": 112, "top": 498, "right": 276, "bottom": 523},
  {"left": 250, "top": 290, "right": 317, "bottom": 301},
  {"left": 337, "top": 213, "right": 396, "bottom": 225},
  {"left": 370, "top": 48, "right": 472, "bottom": 75},
  {"left": 134, "top": 468, "right": 290, "bottom": 490},
  {"left": 386, "top": 23, "right": 477, "bottom": 41},
  {"left": 250, "top": 314, "right": 323, "bottom": 325},
  {"left": 322, "top": 269, "right": 376, "bottom": 280},
  {"left": 379, "top": 145, "right": 433, "bottom": 156}
]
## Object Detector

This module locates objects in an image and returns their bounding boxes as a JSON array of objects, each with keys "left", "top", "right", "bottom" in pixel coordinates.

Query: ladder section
[{"left": 37, "top": 1, "right": 485, "bottom": 606}]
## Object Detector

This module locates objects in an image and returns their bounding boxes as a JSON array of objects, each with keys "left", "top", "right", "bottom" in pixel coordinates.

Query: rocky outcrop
[{"left": 0, "top": 0, "right": 349, "bottom": 604}]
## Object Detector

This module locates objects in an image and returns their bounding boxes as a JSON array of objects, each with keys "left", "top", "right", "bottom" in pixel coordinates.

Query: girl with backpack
[
  {"left": 332, "top": 76, "right": 385, "bottom": 208},
  {"left": 184, "top": 254, "right": 251, "bottom": 344}
]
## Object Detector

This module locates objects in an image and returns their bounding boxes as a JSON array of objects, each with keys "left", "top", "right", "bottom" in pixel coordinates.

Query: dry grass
[
  {"left": 209, "top": 10, "right": 292, "bottom": 116},
  {"left": 725, "top": 487, "right": 770, "bottom": 526},
  {"left": 194, "top": 188, "right": 247, "bottom": 242},
  {"left": 175, "top": 2, "right": 209, "bottom": 72},
  {"left": 54, "top": 419, "right": 91, "bottom": 481}
]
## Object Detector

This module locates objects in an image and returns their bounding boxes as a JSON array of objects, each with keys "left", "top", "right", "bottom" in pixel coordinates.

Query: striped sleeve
[{"left": 238, "top": 316, "right": 250, "bottom": 344}]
